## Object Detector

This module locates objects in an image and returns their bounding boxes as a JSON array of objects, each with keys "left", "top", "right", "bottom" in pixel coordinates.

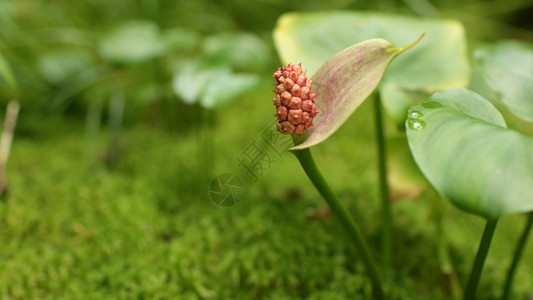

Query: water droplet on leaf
[
  {"left": 407, "top": 118, "right": 426, "bottom": 131},
  {"left": 408, "top": 110, "right": 423, "bottom": 118}
]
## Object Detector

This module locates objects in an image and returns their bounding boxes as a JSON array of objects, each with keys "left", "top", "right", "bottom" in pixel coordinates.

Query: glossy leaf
[
  {"left": 99, "top": 21, "right": 166, "bottom": 65},
  {"left": 0, "top": 51, "right": 16, "bottom": 90},
  {"left": 406, "top": 88, "right": 533, "bottom": 218},
  {"left": 475, "top": 40, "right": 533, "bottom": 122},
  {"left": 289, "top": 36, "right": 422, "bottom": 150},
  {"left": 274, "top": 12, "right": 469, "bottom": 125}
]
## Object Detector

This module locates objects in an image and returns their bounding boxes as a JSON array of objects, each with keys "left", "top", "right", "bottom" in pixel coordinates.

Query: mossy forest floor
[{"left": 1, "top": 87, "right": 532, "bottom": 299}]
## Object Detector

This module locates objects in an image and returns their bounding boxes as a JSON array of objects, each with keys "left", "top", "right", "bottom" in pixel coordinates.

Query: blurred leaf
[
  {"left": 290, "top": 37, "right": 422, "bottom": 150},
  {"left": 173, "top": 62, "right": 259, "bottom": 109},
  {"left": 0, "top": 51, "right": 16, "bottom": 90},
  {"left": 0, "top": 1, "right": 15, "bottom": 18},
  {"left": 132, "top": 83, "right": 167, "bottom": 105},
  {"left": 37, "top": 50, "right": 92, "bottom": 84},
  {"left": 99, "top": 21, "right": 166, "bottom": 65},
  {"left": 202, "top": 32, "right": 271, "bottom": 72},
  {"left": 387, "top": 136, "right": 427, "bottom": 201},
  {"left": 3, "top": 27, "right": 96, "bottom": 48},
  {"left": 274, "top": 12, "right": 470, "bottom": 125},
  {"left": 200, "top": 69, "right": 259, "bottom": 109},
  {"left": 475, "top": 40, "right": 533, "bottom": 122},
  {"left": 163, "top": 28, "right": 200, "bottom": 52},
  {"left": 406, "top": 88, "right": 533, "bottom": 218},
  {"left": 380, "top": 84, "right": 417, "bottom": 125},
  {"left": 172, "top": 62, "right": 211, "bottom": 105},
  {"left": 49, "top": 65, "right": 111, "bottom": 111},
  {"left": 381, "top": 85, "right": 432, "bottom": 126}
]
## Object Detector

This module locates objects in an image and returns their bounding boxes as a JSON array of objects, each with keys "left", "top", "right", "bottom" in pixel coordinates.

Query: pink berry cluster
[{"left": 272, "top": 63, "right": 319, "bottom": 135}]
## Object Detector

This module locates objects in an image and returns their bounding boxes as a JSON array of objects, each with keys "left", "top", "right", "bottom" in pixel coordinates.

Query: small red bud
[
  {"left": 280, "top": 91, "right": 292, "bottom": 106},
  {"left": 294, "top": 124, "right": 305, "bottom": 135},
  {"left": 305, "top": 117, "right": 313, "bottom": 128},
  {"left": 310, "top": 105, "right": 319, "bottom": 118},
  {"left": 288, "top": 109, "right": 303, "bottom": 125},
  {"left": 276, "top": 106, "right": 288, "bottom": 120},
  {"left": 283, "top": 78, "right": 295, "bottom": 90},
  {"left": 296, "top": 74, "right": 306, "bottom": 87},
  {"left": 279, "top": 121, "right": 295, "bottom": 134},
  {"left": 288, "top": 97, "right": 302, "bottom": 109},
  {"left": 273, "top": 95, "right": 281, "bottom": 107},
  {"left": 290, "top": 84, "right": 301, "bottom": 97},
  {"left": 300, "top": 86, "right": 311, "bottom": 100},
  {"left": 302, "top": 100, "right": 314, "bottom": 112}
]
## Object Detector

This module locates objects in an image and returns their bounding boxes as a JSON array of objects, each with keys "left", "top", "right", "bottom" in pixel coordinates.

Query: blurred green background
[{"left": 0, "top": 0, "right": 532, "bottom": 299}]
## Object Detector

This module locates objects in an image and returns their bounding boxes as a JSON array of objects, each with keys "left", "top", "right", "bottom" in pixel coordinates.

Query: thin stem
[
  {"left": 502, "top": 212, "right": 533, "bottom": 300},
  {"left": 0, "top": 101, "right": 19, "bottom": 198},
  {"left": 84, "top": 95, "right": 103, "bottom": 169},
  {"left": 464, "top": 218, "right": 499, "bottom": 300},
  {"left": 373, "top": 94, "right": 392, "bottom": 270},
  {"left": 292, "top": 148, "right": 385, "bottom": 299},
  {"left": 433, "top": 192, "right": 462, "bottom": 299},
  {"left": 203, "top": 109, "right": 215, "bottom": 178},
  {"left": 105, "top": 86, "right": 125, "bottom": 168}
]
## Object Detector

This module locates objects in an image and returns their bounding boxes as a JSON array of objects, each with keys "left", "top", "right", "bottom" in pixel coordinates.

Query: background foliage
[{"left": 0, "top": 0, "right": 532, "bottom": 298}]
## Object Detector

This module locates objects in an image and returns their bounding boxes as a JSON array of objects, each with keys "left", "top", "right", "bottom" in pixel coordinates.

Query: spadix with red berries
[
  {"left": 275, "top": 35, "right": 423, "bottom": 149},
  {"left": 272, "top": 63, "right": 319, "bottom": 135}
]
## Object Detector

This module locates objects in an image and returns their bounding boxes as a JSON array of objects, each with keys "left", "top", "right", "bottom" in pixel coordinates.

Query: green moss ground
[{"left": 0, "top": 84, "right": 532, "bottom": 299}]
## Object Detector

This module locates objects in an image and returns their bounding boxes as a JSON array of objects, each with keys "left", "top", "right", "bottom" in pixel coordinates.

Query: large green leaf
[
  {"left": 274, "top": 11, "right": 469, "bottom": 124},
  {"left": 406, "top": 88, "right": 533, "bottom": 218},
  {"left": 290, "top": 37, "right": 421, "bottom": 150},
  {"left": 475, "top": 40, "right": 533, "bottom": 122}
]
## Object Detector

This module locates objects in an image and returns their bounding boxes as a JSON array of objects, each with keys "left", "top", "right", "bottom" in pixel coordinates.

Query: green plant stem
[
  {"left": 203, "top": 109, "right": 215, "bottom": 178},
  {"left": 292, "top": 148, "right": 384, "bottom": 299},
  {"left": 106, "top": 85, "right": 125, "bottom": 168},
  {"left": 373, "top": 94, "right": 391, "bottom": 270},
  {"left": 464, "top": 218, "right": 499, "bottom": 300},
  {"left": 84, "top": 96, "right": 103, "bottom": 169},
  {"left": 433, "top": 192, "right": 462, "bottom": 299},
  {"left": 502, "top": 212, "right": 533, "bottom": 300}
]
